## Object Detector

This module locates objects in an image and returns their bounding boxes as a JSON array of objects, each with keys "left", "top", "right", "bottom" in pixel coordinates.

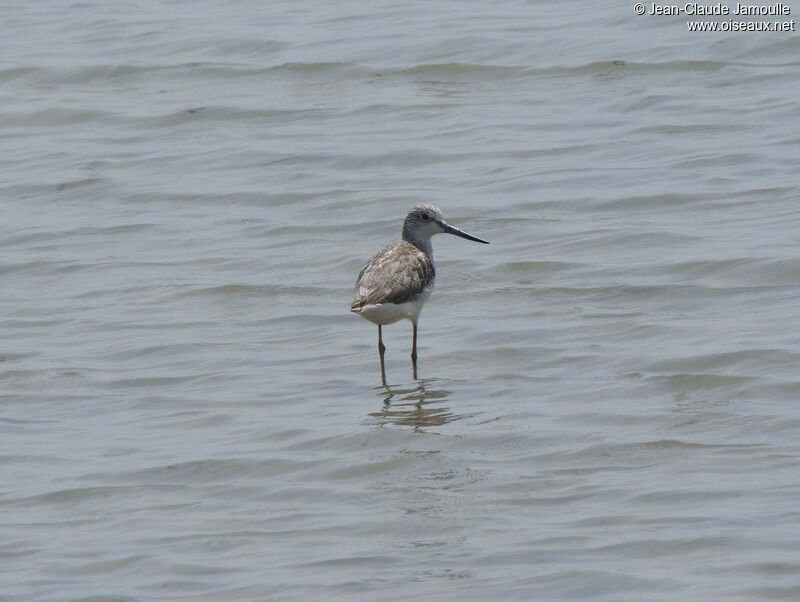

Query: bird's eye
[{"left": 421, "top": 213, "right": 429, "bottom": 221}]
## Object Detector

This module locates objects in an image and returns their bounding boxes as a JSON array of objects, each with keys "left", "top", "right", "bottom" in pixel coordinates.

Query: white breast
[{"left": 355, "top": 287, "right": 432, "bottom": 325}]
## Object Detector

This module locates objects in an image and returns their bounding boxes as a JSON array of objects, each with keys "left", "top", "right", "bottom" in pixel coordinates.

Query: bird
[{"left": 351, "top": 204, "right": 489, "bottom": 383}]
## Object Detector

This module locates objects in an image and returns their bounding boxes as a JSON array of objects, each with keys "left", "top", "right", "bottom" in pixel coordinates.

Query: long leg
[
  {"left": 411, "top": 321, "right": 418, "bottom": 379},
  {"left": 378, "top": 325, "right": 387, "bottom": 385}
]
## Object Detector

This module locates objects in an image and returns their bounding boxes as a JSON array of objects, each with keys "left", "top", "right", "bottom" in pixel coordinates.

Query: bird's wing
[{"left": 351, "top": 241, "right": 434, "bottom": 311}]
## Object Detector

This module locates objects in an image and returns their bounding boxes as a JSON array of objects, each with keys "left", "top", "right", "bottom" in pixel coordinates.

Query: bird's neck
[{"left": 402, "top": 229, "right": 433, "bottom": 259}]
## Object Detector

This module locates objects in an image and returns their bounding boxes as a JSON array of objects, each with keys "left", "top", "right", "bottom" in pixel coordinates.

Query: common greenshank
[{"left": 351, "top": 204, "right": 489, "bottom": 383}]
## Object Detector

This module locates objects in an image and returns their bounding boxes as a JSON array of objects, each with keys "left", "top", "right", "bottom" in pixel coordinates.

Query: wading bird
[{"left": 351, "top": 204, "right": 489, "bottom": 383}]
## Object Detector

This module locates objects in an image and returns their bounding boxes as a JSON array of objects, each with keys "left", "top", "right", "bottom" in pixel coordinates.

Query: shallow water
[{"left": 3, "top": 1, "right": 800, "bottom": 600}]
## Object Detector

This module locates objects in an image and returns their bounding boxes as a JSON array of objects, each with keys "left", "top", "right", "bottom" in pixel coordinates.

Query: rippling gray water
[{"left": 3, "top": 1, "right": 800, "bottom": 600}]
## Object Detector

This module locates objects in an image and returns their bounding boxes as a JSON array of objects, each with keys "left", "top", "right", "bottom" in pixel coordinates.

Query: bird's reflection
[{"left": 369, "top": 378, "right": 469, "bottom": 430}]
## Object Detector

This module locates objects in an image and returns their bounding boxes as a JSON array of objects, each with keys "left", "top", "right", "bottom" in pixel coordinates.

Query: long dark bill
[{"left": 439, "top": 222, "right": 490, "bottom": 244}]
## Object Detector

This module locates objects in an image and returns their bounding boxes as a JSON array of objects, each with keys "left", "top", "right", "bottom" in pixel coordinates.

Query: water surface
[{"left": 3, "top": 1, "right": 800, "bottom": 600}]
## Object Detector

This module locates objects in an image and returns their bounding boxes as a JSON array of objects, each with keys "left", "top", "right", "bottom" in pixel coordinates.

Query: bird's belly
[{"left": 355, "top": 290, "right": 431, "bottom": 325}]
